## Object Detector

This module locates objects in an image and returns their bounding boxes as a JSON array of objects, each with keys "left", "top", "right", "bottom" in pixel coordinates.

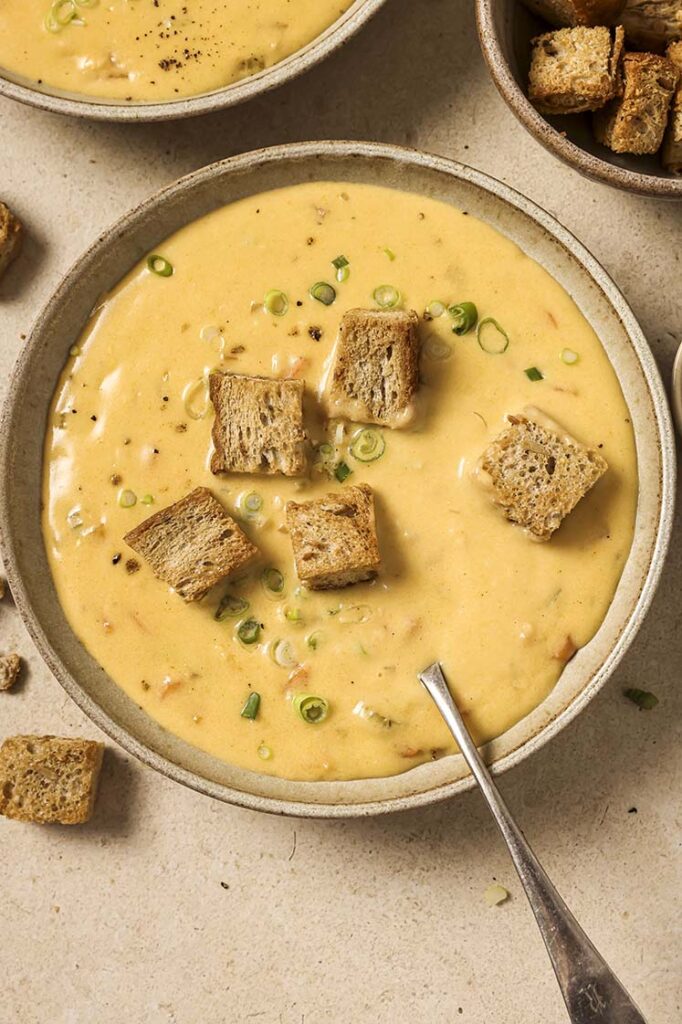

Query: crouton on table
[
  {"left": 0, "top": 653, "right": 21, "bottom": 692},
  {"left": 594, "top": 51, "right": 679, "bottom": 153},
  {"left": 286, "top": 483, "right": 381, "bottom": 589},
  {"left": 324, "top": 309, "right": 420, "bottom": 428},
  {"left": 0, "top": 736, "right": 103, "bottom": 824},
  {"left": 0, "top": 201, "right": 22, "bottom": 281},
  {"left": 475, "top": 413, "right": 608, "bottom": 541},
  {"left": 124, "top": 486, "right": 258, "bottom": 601},
  {"left": 620, "top": 0, "right": 682, "bottom": 52},
  {"left": 209, "top": 372, "right": 307, "bottom": 476},
  {"left": 663, "top": 41, "right": 682, "bottom": 171},
  {"left": 529, "top": 26, "right": 625, "bottom": 114},
  {"left": 521, "top": 0, "right": 626, "bottom": 28}
]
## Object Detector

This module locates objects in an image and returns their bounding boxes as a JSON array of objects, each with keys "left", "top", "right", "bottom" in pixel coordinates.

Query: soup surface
[
  {"left": 0, "top": 0, "right": 352, "bottom": 101},
  {"left": 42, "top": 181, "right": 637, "bottom": 781}
]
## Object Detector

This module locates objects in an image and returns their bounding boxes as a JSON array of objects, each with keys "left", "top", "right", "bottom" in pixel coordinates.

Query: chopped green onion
[
  {"left": 373, "top": 284, "right": 401, "bottom": 309},
  {"left": 240, "top": 692, "right": 260, "bottom": 720},
  {"left": 477, "top": 317, "right": 510, "bottom": 354},
  {"left": 293, "top": 694, "right": 329, "bottom": 724},
  {"left": 140, "top": 494, "right": 154, "bottom": 505},
  {"left": 215, "top": 593, "right": 249, "bottom": 621},
  {"left": 264, "top": 289, "right": 288, "bottom": 316},
  {"left": 118, "top": 489, "right": 137, "bottom": 508},
  {"left": 309, "top": 281, "right": 336, "bottom": 306},
  {"left": 238, "top": 490, "right": 263, "bottom": 520},
  {"left": 331, "top": 255, "right": 349, "bottom": 270},
  {"left": 69, "top": 344, "right": 81, "bottom": 356},
  {"left": 383, "top": 247, "right": 396, "bottom": 261},
  {"left": 261, "top": 567, "right": 285, "bottom": 596},
  {"left": 285, "top": 607, "right": 303, "bottom": 624},
  {"left": 237, "top": 618, "right": 261, "bottom": 645},
  {"left": 306, "top": 630, "right": 323, "bottom": 650},
  {"left": 561, "top": 348, "right": 580, "bottom": 365},
  {"left": 334, "top": 461, "right": 352, "bottom": 483},
  {"left": 336, "top": 264, "right": 350, "bottom": 283},
  {"left": 257, "top": 743, "right": 272, "bottom": 760},
  {"left": 624, "top": 688, "right": 658, "bottom": 710},
  {"left": 525, "top": 366, "right": 544, "bottom": 382},
  {"left": 449, "top": 302, "right": 478, "bottom": 336},
  {"left": 424, "top": 300, "right": 446, "bottom": 320},
  {"left": 349, "top": 427, "right": 385, "bottom": 463},
  {"left": 147, "top": 254, "right": 173, "bottom": 278},
  {"left": 53, "top": 0, "right": 78, "bottom": 26},
  {"left": 423, "top": 335, "right": 453, "bottom": 361},
  {"left": 270, "top": 639, "right": 298, "bottom": 669}
]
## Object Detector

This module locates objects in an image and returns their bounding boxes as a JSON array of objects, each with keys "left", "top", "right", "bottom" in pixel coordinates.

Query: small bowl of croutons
[{"left": 476, "top": 0, "right": 682, "bottom": 197}]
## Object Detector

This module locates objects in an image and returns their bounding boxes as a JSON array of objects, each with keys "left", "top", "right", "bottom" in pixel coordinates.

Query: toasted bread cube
[
  {"left": 324, "top": 309, "right": 420, "bottom": 428},
  {"left": 124, "top": 486, "right": 258, "bottom": 601},
  {"left": 521, "top": 0, "right": 626, "bottom": 27},
  {"left": 475, "top": 414, "right": 608, "bottom": 541},
  {"left": 594, "top": 51, "right": 679, "bottom": 153},
  {"left": 620, "top": 0, "right": 682, "bottom": 52},
  {"left": 286, "top": 483, "right": 381, "bottom": 589},
  {"left": 209, "top": 372, "right": 307, "bottom": 476},
  {"left": 0, "top": 653, "right": 21, "bottom": 692},
  {"left": 663, "top": 41, "right": 682, "bottom": 171},
  {"left": 529, "top": 26, "right": 625, "bottom": 114},
  {"left": 0, "top": 736, "right": 103, "bottom": 824},
  {"left": 0, "top": 201, "right": 23, "bottom": 281}
]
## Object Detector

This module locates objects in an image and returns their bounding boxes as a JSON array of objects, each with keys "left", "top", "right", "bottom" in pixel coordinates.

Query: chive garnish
[
  {"left": 215, "top": 593, "right": 249, "bottom": 621},
  {"left": 624, "top": 688, "right": 658, "bottom": 710},
  {"left": 240, "top": 692, "right": 260, "bottom": 720},
  {"left": 140, "top": 494, "right": 155, "bottom": 505},
  {"left": 525, "top": 367, "right": 544, "bottom": 382},
  {"left": 237, "top": 618, "right": 261, "bottom": 645},
  {"left": 449, "top": 302, "right": 478, "bottom": 336},
  {"left": 147, "top": 254, "right": 173, "bottom": 278},
  {"left": 373, "top": 284, "right": 401, "bottom": 309},
  {"left": 261, "top": 567, "right": 285, "bottom": 596},
  {"left": 331, "top": 255, "right": 349, "bottom": 270},
  {"left": 349, "top": 427, "right": 385, "bottom": 463},
  {"left": 424, "top": 300, "right": 446, "bottom": 320},
  {"left": 383, "top": 247, "right": 396, "bottom": 261},
  {"left": 477, "top": 317, "right": 510, "bottom": 354},
  {"left": 334, "top": 461, "right": 352, "bottom": 483},
  {"left": 264, "top": 289, "right": 288, "bottom": 316},
  {"left": 293, "top": 694, "right": 329, "bottom": 724},
  {"left": 310, "top": 281, "right": 336, "bottom": 306}
]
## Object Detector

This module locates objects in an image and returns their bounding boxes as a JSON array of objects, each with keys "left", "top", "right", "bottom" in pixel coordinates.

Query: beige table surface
[{"left": 1, "top": 2, "right": 681, "bottom": 1022}]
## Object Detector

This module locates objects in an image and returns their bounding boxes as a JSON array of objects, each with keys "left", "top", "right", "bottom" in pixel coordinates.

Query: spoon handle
[{"left": 419, "top": 662, "right": 648, "bottom": 1024}]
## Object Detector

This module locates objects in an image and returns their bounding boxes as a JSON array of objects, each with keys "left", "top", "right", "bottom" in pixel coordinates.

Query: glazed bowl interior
[
  {"left": 0, "top": 0, "right": 385, "bottom": 122},
  {"left": 476, "top": 0, "right": 682, "bottom": 198},
  {"left": 0, "top": 142, "right": 674, "bottom": 817}
]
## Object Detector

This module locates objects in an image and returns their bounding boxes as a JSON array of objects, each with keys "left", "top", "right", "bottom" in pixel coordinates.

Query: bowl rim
[
  {"left": 0, "top": 140, "right": 676, "bottom": 817},
  {"left": 474, "top": 0, "right": 682, "bottom": 199},
  {"left": 0, "top": 0, "right": 387, "bottom": 122}
]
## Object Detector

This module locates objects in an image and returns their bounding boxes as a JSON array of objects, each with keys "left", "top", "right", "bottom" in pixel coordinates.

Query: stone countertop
[{"left": 1, "top": 2, "right": 680, "bottom": 1021}]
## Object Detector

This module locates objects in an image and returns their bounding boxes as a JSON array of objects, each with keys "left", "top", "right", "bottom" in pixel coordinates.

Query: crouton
[
  {"left": 209, "top": 372, "right": 306, "bottom": 476},
  {"left": 475, "top": 413, "right": 608, "bottom": 541},
  {"left": 521, "top": 0, "right": 625, "bottom": 27},
  {"left": 124, "top": 486, "right": 258, "bottom": 601},
  {"left": 286, "top": 483, "right": 381, "bottom": 589},
  {"left": 663, "top": 41, "right": 682, "bottom": 170},
  {"left": 594, "top": 51, "right": 679, "bottom": 153},
  {"left": 529, "top": 26, "right": 625, "bottom": 114},
  {"left": 620, "top": 0, "right": 682, "bottom": 52},
  {"left": 0, "top": 736, "right": 103, "bottom": 824},
  {"left": 324, "top": 309, "right": 420, "bottom": 428},
  {"left": 0, "top": 201, "right": 22, "bottom": 281},
  {"left": 0, "top": 654, "right": 21, "bottom": 692}
]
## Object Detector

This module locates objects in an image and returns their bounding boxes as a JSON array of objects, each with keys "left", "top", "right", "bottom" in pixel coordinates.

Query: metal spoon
[{"left": 419, "top": 662, "right": 648, "bottom": 1024}]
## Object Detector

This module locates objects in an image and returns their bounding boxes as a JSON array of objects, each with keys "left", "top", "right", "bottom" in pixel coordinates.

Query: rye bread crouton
[
  {"left": 475, "top": 414, "right": 608, "bottom": 541},
  {"left": 324, "top": 309, "right": 420, "bottom": 428},
  {"left": 594, "top": 51, "right": 679, "bottom": 153},
  {"left": 528, "top": 26, "right": 625, "bottom": 114},
  {"left": 0, "top": 736, "right": 103, "bottom": 824},
  {"left": 286, "top": 483, "right": 381, "bottom": 589},
  {"left": 124, "top": 486, "right": 258, "bottom": 601},
  {"left": 0, "top": 654, "right": 22, "bottom": 692},
  {"left": 521, "top": 0, "right": 626, "bottom": 27},
  {"left": 663, "top": 41, "right": 682, "bottom": 170},
  {"left": 209, "top": 372, "right": 307, "bottom": 476},
  {"left": 620, "top": 0, "right": 682, "bottom": 52},
  {"left": 0, "top": 201, "right": 23, "bottom": 281}
]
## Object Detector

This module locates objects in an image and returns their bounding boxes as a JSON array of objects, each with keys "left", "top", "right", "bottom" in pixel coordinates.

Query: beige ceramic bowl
[
  {"left": 476, "top": 0, "right": 682, "bottom": 199},
  {"left": 0, "top": 0, "right": 386, "bottom": 122},
  {"left": 0, "top": 142, "right": 675, "bottom": 817}
]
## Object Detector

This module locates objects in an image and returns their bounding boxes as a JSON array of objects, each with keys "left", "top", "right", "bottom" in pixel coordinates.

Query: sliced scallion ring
[
  {"left": 237, "top": 618, "right": 261, "bottom": 645},
  {"left": 261, "top": 567, "right": 285, "bottom": 596},
  {"left": 284, "top": 606, "right": 303, "bottom": 624},
  {"left": 449, "top": 302, "right": 478, "bottom": 336},
  {"left": 306, "top": 630, "right": 323, "bottom": 650},
  {"left": 240, "top": 692, "right": 260, "bottom": 720},
  {"left": 477, "top": 317, "right": 510, "bottom": 355},
  {"left": 293, "top": 693, "right": 329, "bottom": 724},
  {"left": 349, "top": 427, "right": 385, "bottom": 463},
  {"left": 147, "top": 254, "right": 173, "bottom": 277},
  {"left": 309, "top": 281, "right": 336, "bottom": 306},
  {"left": 257, "top": 743, "right": 272, "bottom": 760},
  {"left": 270, "top": 639, "right": 298, "bottom": 669},
  {"left": 215, "top": 593, "right": 249, "bottom": 621},
  {"left": 561, "top": 348, "right": 579, "bottom": 365},
  {"left": 373, "top": 284, "right": 401, "bottom": 309},
  {"left": 53, "top": 0, "right": 78, "bottom": 25},
  {"left": 264, "top": 289, "right": 288, "bottom": 316},
  {"left": 424, "top": 300, "right": 446, "bottom": 320},
  {"left": 118, "top": 489, "right": 137, "bottom": 508},
  {"left": 238, "top": 490, "right": 263, "bottom": 520},
  {"left": 140, "top": 494, "right": 154, "bottom": 505},
  {"left": 423, "top": 335, "right": 453, "bottom": 361},
  {"left": 336, "top": 264, "right": 350, "bottom": 283}
]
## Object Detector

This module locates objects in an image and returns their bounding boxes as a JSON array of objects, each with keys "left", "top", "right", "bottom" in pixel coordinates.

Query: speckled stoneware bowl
[
  {"left": 0, "top": 0, "right": 386, "bottom": 122},
  {"left": 0, "top": 142, "right": 675, "bottom": 817},
  {"left": 476, "top": 0, "right": 682, "bottom": 199}
]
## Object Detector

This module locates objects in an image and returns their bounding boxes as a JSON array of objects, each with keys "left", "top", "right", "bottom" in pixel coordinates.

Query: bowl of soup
[
  {"left": 0, "top": 0, "right": 386, "bottom": 120},
  {"left": 0, "top": 141, "right": 674, "bottom": 816}
]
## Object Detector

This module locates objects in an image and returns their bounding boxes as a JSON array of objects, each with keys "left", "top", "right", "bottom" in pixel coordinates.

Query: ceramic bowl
[
  {"left": 476, "top": 0, "right": 682, "bottom": 199},
  {"left": 0, "top": 141, "right": 675, "bottom": 817},
  {"left": 0, "top": 0, "right": 386, "bottom": 122}
]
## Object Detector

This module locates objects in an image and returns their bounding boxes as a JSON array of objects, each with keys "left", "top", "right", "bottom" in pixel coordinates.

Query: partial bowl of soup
[
  {"left": 0, "top": 142, "right": 674, "bottom": 816},
  {"left": 0, "top": 0, "right": 386, "bottom": 120}
]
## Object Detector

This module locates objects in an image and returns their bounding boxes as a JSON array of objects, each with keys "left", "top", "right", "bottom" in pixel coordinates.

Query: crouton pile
[{"left": 524, "top": 0, "right": 682, "bottom": 169}]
